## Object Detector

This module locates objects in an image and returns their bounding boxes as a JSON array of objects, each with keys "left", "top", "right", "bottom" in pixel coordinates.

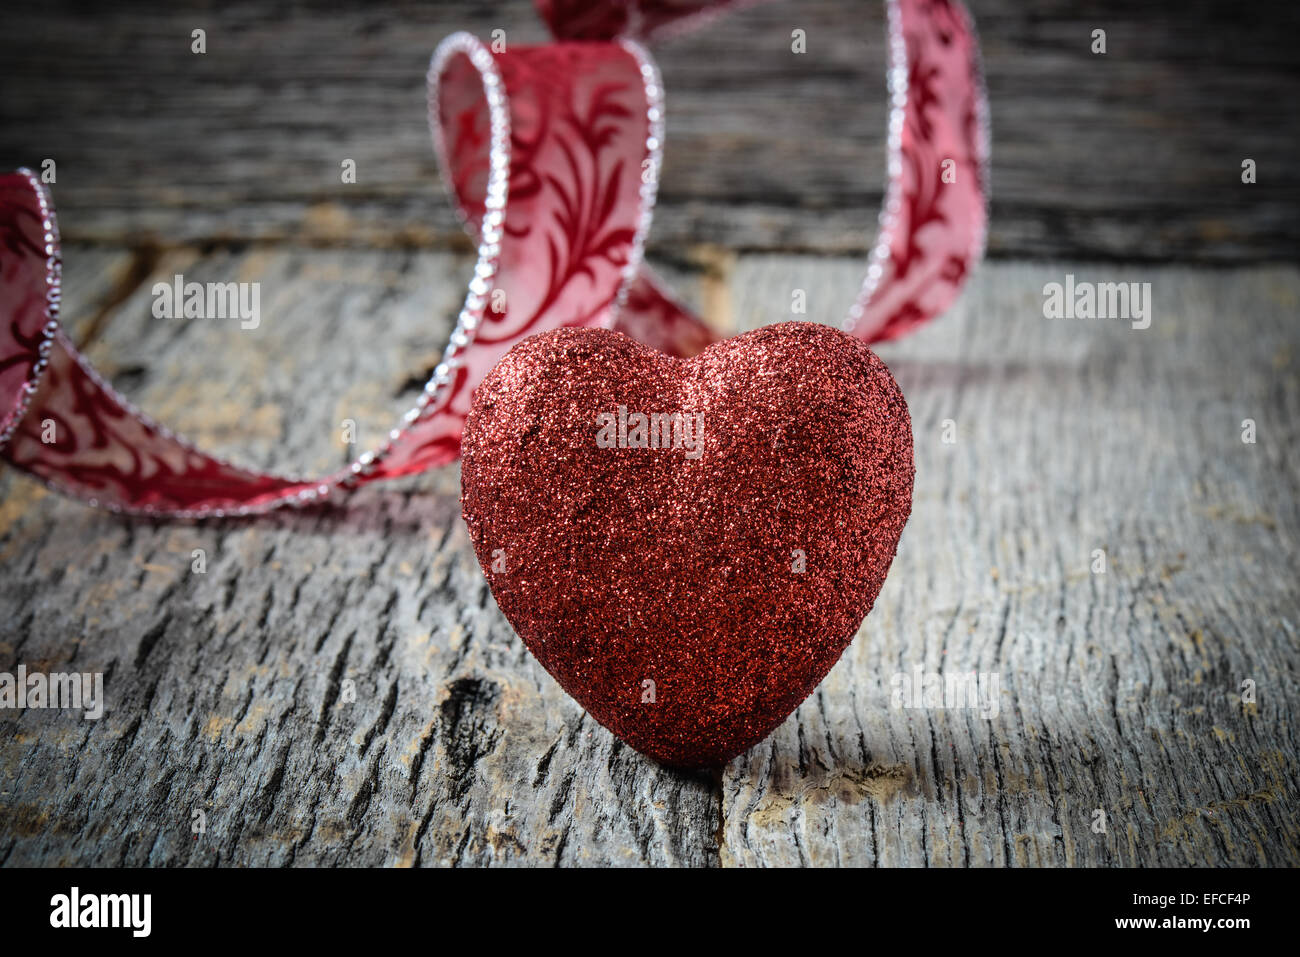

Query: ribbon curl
[{"left": 0, "top": 0, "right": 988, "bottom": 517}]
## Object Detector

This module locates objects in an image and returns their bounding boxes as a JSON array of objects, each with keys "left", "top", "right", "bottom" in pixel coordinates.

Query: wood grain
[
  {"left": 724, "top": 257, "right": 1300, "bottom": 865},
  {"left": 0, "top": 246, "right": 719, "bottom": 866},
  {"left": 1, "top": 247, "right": 1296, "bottom": 866},
  {"left": 0, "top": 0, "right": 1295, "bottom": 261}
]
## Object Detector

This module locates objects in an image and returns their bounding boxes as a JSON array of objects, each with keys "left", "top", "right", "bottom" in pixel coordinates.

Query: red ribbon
[{"left": 0, "top": 0, "right": 988, "bottom": 517}]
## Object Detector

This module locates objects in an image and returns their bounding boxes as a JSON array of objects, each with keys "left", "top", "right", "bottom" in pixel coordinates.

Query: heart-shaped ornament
[{"left": 461, "top": 322, "right": 914, "bottom": 767}]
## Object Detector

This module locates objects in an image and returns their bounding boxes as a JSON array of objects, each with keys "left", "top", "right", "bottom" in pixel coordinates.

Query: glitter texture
[{"left": 461, "top": 322, "right": 914, "bottom": 767}]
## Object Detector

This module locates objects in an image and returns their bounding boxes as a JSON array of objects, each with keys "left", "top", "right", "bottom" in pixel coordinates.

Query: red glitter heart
[{"left": 461, "top": 322, "right": 914, "bottom": 767}]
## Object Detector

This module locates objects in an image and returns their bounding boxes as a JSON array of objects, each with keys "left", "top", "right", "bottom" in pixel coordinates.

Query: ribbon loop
[{"left": 0, "top": 0, "right": 988, "bottom": 517}]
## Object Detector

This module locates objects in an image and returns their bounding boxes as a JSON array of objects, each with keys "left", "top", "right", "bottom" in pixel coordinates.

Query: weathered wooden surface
[
  {"left": 0, "top": 0, "right": 1296, "bottom": 261},
  {"left": 1, "top": 248, "right": 1297, "bottom": 866},
  {"left": 0, "top": 246, "right": 723, "bottom": 867},
  {"left": 725, "top": 259, "right": 1300, "bottom": 865}
]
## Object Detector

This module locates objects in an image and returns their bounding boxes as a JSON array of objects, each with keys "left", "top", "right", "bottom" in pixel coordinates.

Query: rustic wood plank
[
  {"left": 1, "top": 250, "right": 1297, "bottom": 867},
  {"left": 720, "top": 256, "right": 1300, "bottom": 865},
  {"left": 0, "top": 247, "right": 720, "bottom": 866},
  {"left": 0, "top": 0, "right": 1295, "bottom": 261}
]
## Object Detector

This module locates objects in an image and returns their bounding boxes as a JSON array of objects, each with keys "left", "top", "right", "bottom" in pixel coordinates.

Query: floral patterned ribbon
[{"left": 0, "top": 0, "right": 988, "bottom": 517}]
